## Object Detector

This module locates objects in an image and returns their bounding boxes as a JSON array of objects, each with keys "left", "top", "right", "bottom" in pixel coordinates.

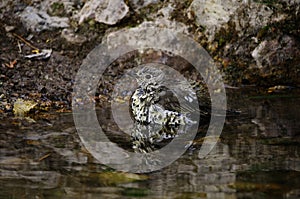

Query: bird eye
[{"left": 145, "top": 74, "right": 152, "bottom": 79}]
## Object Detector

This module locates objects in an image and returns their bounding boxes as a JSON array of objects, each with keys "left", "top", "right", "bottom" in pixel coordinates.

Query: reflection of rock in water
[
  {"left": 225, "top": 90, "right": 300, "bottom": 172},
  {"left": 251, "top": 98, "right": 300, "bottom": 137},
  {"left": 148, "top": 142, "right": 237, "bottom": 198}
]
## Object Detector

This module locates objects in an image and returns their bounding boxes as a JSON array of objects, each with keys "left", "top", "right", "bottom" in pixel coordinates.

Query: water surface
[{"left": 1, "top": 88, "right": 299, "bottom": 198}]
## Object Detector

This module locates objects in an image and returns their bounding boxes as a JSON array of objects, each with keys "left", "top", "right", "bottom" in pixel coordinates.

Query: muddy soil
[{"left": 0, "top": 9, "right": 103, "bottom": 115}]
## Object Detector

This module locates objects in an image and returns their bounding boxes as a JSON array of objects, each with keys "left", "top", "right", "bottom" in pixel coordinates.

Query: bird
[{"left": 129, "top": 65, "right": 211, "bottom": 153}]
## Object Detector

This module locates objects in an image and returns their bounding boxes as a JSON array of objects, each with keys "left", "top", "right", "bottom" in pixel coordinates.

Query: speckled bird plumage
[{"left": 129, "top": 66, "right": 211, "bottom": 153}]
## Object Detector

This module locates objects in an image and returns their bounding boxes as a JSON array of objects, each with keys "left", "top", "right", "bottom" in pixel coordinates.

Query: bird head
[{"left": 136, "top": 65, "right": 165, "bottom": 87}]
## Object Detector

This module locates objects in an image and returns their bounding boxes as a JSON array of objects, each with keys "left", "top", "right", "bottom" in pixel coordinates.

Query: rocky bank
[{"left": 0, "top": 0, "right": 299, "bottom": 114}]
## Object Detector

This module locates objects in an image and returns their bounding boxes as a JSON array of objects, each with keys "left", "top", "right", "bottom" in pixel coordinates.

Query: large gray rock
[
  {"left": 189, "top": 0, "right": 299, "bottom": 85},
  {"left": 189, "top": 0, "right": 274, "bottom": 40},
  {"left": 77, "top": 0, "right": 129, "bottom": 25},
  {"left": 251, "top": 35, "right": 300, "bottom": 75},
  {"left": 189, "top": 0, "right": 241, "bottom": 41}
]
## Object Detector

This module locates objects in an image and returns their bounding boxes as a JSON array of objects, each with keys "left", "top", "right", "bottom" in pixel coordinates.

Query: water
[{"left": 0, "top": 88, "right": 299, "bottom": 199}]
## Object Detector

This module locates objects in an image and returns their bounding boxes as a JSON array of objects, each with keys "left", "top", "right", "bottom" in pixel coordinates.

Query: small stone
[
  {"left": 4, "top": 25, "right": 15, "bottom": 32},
  {"left": 61, "top": 28, "right": 87, "bottom": 45}
]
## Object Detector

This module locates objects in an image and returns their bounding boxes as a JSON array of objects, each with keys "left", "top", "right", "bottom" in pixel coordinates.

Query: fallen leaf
[
  {"left": 13, "top": 99, "right": 37, "bottom": 117},
  {"left": 268, "top": 85, "right": 292, "bottom": 93},
  {"left": 5, "top": 60, "right": 17, "bottom": 68},
  {"left": 25, "top": 49, "right": 52, "bottom": 59}
]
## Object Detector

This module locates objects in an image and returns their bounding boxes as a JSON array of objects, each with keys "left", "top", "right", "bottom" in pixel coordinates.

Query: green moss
[
  {"left": 257, "top": 25, "right": 270, "bottom": 40},
  {"left": 122, "top": 188, "right": 149, "bottom": 197},
  {"left": 170, "top": 0, "right": 196, "bottom": 28},
  {"left": 214, "top": 22, "right": 238, "bottom": 51},
  {"left": 49, "top": 2, "right": 66, "bottom": 17},
  {"left": 218, "top": 37, "right": 226, "bottom": 46},
  {"left": 174, "top": 192, "right": 207, "bottom": 199}
]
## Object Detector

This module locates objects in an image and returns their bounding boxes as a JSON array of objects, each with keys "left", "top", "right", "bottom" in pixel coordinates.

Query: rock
[
  {"left": 232, "top": 2, "right": 274, "bottom": 38},
  {"left": 189, "top": 0, "right": 274, "bottom": 41},
  {"left": 4, "top": 25, "right": 15, "bottom": 32},
  {"left": 18, "top": 6, "right": 69, "bottom": 32},
  {"left": 251, "top": 35, "right": 300, "bottom": 76},
  {"left": 157, "top": 3, "right": 174, "bottom": 19},
  {"left": 40, "top": 0, "right": 78, "bottom": 16},
  {"left": 0, "top": 170, "right": 61, "bottom": 189},
  {"left": 131, "top": 1, "right": 189, "bottom": 35},
  {"left": 54, "top": 149, "right": 88, "bottom": 164},
  {"left": 139, "top": 18, "right": 189, "bottom": 35},
  {"left": 61, "top": 28, "right": 87, "bottom": 45},
  {"left": 189, "top": 0, "right": 241, "bottom": 41},
  {"left": 188, "top": 0, "right": 299, "bottom": 85},
  {"left": 77, "top": 0, "right": 129, "bottom": 25}
]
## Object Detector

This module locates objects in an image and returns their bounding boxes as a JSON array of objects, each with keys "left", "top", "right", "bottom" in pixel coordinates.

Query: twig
[
  {"left": 17, "top": 40, "right": 22, "bottom": 53},
  {"left": 38, "top": 153, "right": 51, "bottom": 161},
  {"left": 13, "top": 33, "right": 40, "bottom": 51}
]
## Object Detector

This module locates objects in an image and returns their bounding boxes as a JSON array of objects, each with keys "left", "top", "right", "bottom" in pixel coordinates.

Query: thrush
[{"left": 129, "top": 65, "right": 211, "bottom": 152}]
